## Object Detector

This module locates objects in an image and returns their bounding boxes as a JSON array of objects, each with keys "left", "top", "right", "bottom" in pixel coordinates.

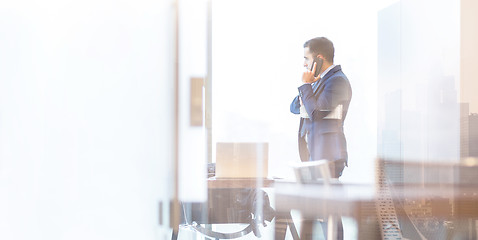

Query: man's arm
[{"left": 300, "top": 77, "right": 348, "bottom": 120}]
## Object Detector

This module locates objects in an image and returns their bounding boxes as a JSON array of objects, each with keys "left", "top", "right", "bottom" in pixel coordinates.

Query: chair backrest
[{"left": 290, "top": 160, "right": 332, "bottom": 185}]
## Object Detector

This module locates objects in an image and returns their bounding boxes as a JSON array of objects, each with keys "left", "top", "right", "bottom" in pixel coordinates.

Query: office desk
[
  {"left": 274, "top": 181, "right": 478, "bottom": 240},
  {"left": 274, "top": 181, "right": 379, "bottom": 240},
  {"left": 207, "top": 177, "right": 274, "bottom": 189},
  {"left": 274, "top": 181, "right": 375, "bottom": 217}
]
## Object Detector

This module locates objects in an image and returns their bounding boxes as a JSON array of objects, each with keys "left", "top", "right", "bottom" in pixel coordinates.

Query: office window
[{"left": 211, "top": 0, "right": 378, "bottom": 183}]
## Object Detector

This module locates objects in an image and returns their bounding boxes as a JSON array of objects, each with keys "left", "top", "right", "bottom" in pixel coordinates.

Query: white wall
[{"left": 178, "top": 0, "right": 208, "bottom": 202}]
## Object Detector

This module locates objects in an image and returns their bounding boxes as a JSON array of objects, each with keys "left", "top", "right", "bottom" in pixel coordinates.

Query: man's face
[{"left": 303, "top": 47, "right": 315, "bottom": 71}]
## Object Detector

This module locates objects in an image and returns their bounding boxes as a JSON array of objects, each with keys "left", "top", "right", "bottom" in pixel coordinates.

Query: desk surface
[
  {"left": 274, "top": 181, "right": 375, "bottom": 219},
  {"left": 274, "top": 181, "right": 478, "bottom": 217},
  {"left": 207, "top": 177, "right": 274, "bottom": 189}
]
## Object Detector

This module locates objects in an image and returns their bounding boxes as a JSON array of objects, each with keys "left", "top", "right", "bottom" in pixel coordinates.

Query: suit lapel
[{"left": 313, "top": 65, "right": 341, "bottom": 95}]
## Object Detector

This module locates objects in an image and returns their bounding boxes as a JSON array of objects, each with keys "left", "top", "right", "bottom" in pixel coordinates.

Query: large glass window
[
  {"left": 211, "top": 0, "right": 379, "bottom": 183},
  {"left": 0, "top": 1, "right": 176, "bottom": 239}
]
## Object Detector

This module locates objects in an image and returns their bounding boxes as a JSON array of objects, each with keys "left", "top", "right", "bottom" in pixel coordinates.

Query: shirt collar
[{"left": 320, "top": 64, "right": 336, "bottom": 79}]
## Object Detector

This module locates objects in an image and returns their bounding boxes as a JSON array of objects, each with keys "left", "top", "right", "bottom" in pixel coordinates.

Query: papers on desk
[
  {"left": 323, "top": 104, "right": 343, "bottom": 120},
  {"left": 300, "top": 104, "right": 343, "bottom": 119}
]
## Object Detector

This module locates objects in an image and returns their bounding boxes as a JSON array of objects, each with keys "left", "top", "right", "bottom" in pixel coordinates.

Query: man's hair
[{"left": 303, "top": 37, "right": 334, "bottom": 63}]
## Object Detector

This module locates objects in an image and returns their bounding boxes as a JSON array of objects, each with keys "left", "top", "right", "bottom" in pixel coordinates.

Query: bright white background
[
  {"left": 211, "top": 0, "right": 399, "bottom": 183},
  {"left": 0, "top": 0, "right": 174, "bottom": 239},
  {"left": 1, "top": 0, "right": 463, "bottom": 239}
]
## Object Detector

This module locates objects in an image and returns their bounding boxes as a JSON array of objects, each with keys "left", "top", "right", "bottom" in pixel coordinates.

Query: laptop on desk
[{"left": 215, "top": 142, "right": 268, "bottom": 179}]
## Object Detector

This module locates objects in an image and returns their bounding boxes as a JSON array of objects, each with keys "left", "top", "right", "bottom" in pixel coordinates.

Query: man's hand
[{"left": 302, "top": 61, "right": 320, "bottom": 84}]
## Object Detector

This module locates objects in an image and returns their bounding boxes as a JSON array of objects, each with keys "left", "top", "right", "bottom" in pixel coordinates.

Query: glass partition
[
  {"left": 0, "top": 1, "right": 178, "bottom": 239},
  {"left": 2, "top": 0, "right": 476, "bottom": 239}
]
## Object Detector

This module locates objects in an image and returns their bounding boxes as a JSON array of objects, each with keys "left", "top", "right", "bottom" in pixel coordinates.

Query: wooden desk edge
[{"left": 207, "top": 177, "right": 274, "bottom": 188}]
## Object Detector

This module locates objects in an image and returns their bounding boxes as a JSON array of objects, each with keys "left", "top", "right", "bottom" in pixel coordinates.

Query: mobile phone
[{"left": 311, "top": 57, "right": 323, "bottom": 77}]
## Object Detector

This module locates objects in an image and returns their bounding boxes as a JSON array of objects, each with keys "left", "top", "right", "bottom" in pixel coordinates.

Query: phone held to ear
[{"left": 311, "top": 57, "right": 323, "bottom": 77}]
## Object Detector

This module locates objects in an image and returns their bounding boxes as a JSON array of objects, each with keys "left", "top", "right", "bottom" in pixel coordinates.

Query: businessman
[
  {"left": 290, "top": 36, "right": 352, "bottom": 177},
  {"left": 290, "top": 37, "right": 352, "bottom": 239}
]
